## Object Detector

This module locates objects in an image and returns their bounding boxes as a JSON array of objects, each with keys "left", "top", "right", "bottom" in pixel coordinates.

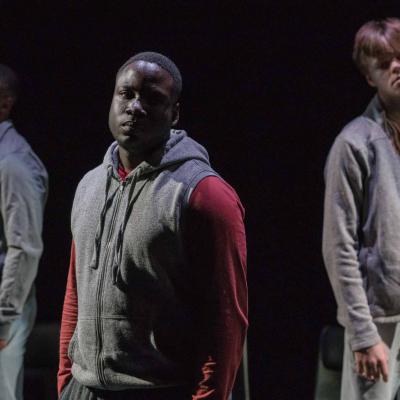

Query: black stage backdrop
[{"left": 1, "top": 1, "right": 399, "bottom": 399}]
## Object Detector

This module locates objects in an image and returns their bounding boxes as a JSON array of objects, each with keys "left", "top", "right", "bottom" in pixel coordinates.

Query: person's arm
[
  {"left": 57, "top": 241, "right": 78, "bottom": 396},
  {"left": 0, "top": 155, "right": 47, "bottom": 344},
  {"left": 322, "top": 134, "right": 386, "bottom": 380},
  {"left": 185, "top": 176, "right": 248, "bottom": 400}
]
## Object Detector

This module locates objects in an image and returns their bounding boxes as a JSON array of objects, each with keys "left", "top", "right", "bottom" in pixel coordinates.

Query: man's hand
[
  {"left": 0, "top": 339, "right": 7, "bottom": 350},
  {"left": 354, "top": 341, "right": 389, "bottom": 382}
]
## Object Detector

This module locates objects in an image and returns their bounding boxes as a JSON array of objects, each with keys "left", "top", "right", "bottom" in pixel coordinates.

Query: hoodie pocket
[
  {"left": 67, "top": 318, "right": 97, "bottom": 373},
  {"left": 67, "top": 329, "right": 78, "bottom": 361},
  {"left": 101, "top": 317, "right": 188, "bottom": 384},
  {"left": 364, "top": 247, "right": 400, "bottom": 315}
]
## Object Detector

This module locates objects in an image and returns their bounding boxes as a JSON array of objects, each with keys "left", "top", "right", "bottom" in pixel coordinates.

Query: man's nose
[{"left": 127, "top": 97, "right": 146, "bottom": 116}]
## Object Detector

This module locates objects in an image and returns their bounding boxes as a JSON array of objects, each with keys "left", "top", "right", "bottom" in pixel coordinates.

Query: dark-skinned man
[
  {"left": 0, "top": 64, "right": 48, "bottom": 400},
  {"left": 58, "top": 52, "right": 248, "bottom": 400}
]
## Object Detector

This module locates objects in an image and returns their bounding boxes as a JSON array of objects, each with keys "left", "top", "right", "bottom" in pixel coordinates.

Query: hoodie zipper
[{"left": 95, "top": 179, "right": 126, "bottom": 387}]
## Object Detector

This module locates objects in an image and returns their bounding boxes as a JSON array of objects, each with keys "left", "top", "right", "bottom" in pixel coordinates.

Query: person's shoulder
[
  {"left": 75, "top": 164, "right": 105, "bottom": 192},
  {"left": 80, "top": 164, "right": 104, "bottom": 182},
  {"left": 0, "top": 152, "right": 31, "bottom": 179},
  {"left": 336, "top": 114, "right": 385, "bottom": 150},
  {"left": 72, "top": 164, "right": 107, "bottom": 212},
  {"left": 324, "top": 115, "right": 378, "bottom": 175},
  {"left": 193, "top": 176, "right": 239, "bottom": 200},
  {"left": 189, "top": 176, "right": 244, "bottom": 220},
  {"left": 0, "top": 121, "right": 30, "bottom": 150}
]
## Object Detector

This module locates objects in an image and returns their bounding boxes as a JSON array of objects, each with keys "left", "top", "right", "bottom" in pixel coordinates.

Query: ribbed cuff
[{"left": 350, "top": 331, "right": 381, "bottom": 351}]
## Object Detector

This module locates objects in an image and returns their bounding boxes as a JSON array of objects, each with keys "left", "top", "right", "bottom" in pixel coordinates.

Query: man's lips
[
  {"left": 120, "top": 120, "right": 145, "bottom": 137},
  {"left": 121, "top": 119, "right": 138, "bottom": 127},
  {"left": 121, "top": 119, "right": 143, "bottom": 130}
]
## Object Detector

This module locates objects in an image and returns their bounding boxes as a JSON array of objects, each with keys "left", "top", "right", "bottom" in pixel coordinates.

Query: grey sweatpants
[
  {"left": 0, "top": 291, "right": 36, "bottom": 400},
  {"left": 341, "top": 323, "right": 400, "bottom": 400}
]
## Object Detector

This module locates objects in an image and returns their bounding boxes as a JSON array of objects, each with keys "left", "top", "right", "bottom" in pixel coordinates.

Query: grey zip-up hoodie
[
  {"left": 323, "top": 96, "right": 400, "bottom": 351},
  {"left": 70, "top": 130, "right": 217, "bottom": 390},
  {"left": 0, "top": 120, "right": 48, "bottom": 339}
]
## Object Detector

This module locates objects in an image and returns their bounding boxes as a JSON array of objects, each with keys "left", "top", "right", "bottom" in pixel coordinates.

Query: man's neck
[
  {"left": 380, "top": 95, "right": 400, "bottom": 125},
  {"left": 118, "top": 148, "right": 144, "bottom": 173},
  {"left": 118, "top": 146, "right": 164, "bottom": 173},
  {"left": 386, "top": 108, "right": 400, "bottom": 125},
  {"left": 0, "top": 112, "right": 10, "bottom": 123}
]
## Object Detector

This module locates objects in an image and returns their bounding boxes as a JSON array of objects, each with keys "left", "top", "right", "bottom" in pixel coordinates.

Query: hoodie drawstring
[
  {"left": 90, "top": 166, "right": 119, "bottom": 269},
  {"left": 112, "top": 176, "right": 148, "bottom": 284}
]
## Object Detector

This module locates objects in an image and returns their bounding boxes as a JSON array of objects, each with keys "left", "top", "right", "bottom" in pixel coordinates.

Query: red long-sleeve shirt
[{"left": 58, "top": 175, "right": 248, "bottom": 399}]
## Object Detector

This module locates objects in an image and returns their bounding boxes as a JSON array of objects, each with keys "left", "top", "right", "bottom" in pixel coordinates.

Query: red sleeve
[
  {"left": 57, "top": 241, "right": 78, "bottom": 396},
  {"left": 185, "top": 176, "right": 248, "bottom": 400}
]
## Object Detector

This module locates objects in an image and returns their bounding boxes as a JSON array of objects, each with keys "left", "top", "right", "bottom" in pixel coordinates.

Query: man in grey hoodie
[
  {"left": 0, "top": 64, "right": 48, "bottom": 399},
  {"left": 323, "top": 18, "right": 400, "bottom": 400},
  {"left": 58, "top": 52, "right": 247, "bottom": 400}
]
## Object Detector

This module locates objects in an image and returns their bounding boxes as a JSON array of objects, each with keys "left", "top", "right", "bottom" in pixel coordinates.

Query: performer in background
[
  {"left": 58, "top": 51, "right": 248, "bottom": 400},
  {"left": 323, "top": 18, "right": 400, "bottom": 400},
  {"left": 0, "top": 64, "right": 48, "bottom": 400}
]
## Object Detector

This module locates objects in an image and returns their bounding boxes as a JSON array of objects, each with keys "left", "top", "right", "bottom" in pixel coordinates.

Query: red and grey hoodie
[{"left": 65, "top": 129, "right": 248, "bottom": 396}]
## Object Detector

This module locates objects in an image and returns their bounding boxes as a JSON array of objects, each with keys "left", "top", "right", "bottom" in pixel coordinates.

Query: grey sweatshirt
[
  {"left": 70, "top": 130, "right": 217, "bottom": 390},
  {"left": 0, "top": 120, "right": 48, "bottom": 339},
  {"left": 323, "top": 96, "right": 400, "bottom": 351}
]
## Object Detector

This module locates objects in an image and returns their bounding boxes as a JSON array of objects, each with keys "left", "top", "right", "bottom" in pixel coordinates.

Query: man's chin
[
  {"left": 118, "top": 138, "right": 168, "bottom": 159},
  {"left": 116, "top": 133, "right": 138, "bottom": 146}
]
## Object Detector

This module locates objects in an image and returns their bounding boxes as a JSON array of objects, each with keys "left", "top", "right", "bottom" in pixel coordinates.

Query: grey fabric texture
[
  {"left": 323, "top": 95, "right": 400, "bottom": 351},
  {"left": 0, "top": 290, "right": 36, "bottom": 400},
  {"left": 70, "top": 130, "right": 217, "bottom": 390},
  {"left": 60, "top": 377, "right": 191, "bottom": 399},
  {"left": 0, "top": 120, "right": 48, "bottom": 340}
]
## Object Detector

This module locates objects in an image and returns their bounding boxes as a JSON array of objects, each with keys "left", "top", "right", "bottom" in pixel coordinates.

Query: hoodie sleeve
[
  {"left": 185, "top": 176, "right": 248, "bottom": 400},
  {"left": 0, "top": 155, "right": 46, "bottom": 340},
  {"left": 58, "top": 241, "right": 78, "bottom": 396},
  {"left": 322, "top": 133, "right": 380, "bottom": 351}
]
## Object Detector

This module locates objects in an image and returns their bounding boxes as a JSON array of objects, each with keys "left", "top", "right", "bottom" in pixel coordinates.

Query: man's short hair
[
  {"left": 0, "top": 64, "right": 19, "bottom": 99},
  {"left": 118, "top": 51, "right": 182, "bottom": 101},
  {"left": 353, "top": 18, "right": 400, "bottom": 75}
]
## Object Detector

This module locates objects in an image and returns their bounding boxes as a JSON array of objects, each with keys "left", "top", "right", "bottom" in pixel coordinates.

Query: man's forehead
[{"left": 117, "top": 61, "right": 173, "bottom": 87}]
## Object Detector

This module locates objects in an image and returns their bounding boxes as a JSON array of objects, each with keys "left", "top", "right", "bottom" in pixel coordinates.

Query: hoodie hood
[
  {"left": 102, "top": 129, "right": 211, "bottom": 178},
  {"left": 88, "top": 129, "right": 215, "bottom": 278}
]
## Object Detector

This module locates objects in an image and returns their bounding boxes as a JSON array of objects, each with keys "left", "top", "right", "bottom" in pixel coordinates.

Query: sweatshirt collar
[
  {"left": 0, "top": 120, "right": 13, "bottom": 143},
  {"left": 102, "top": 130, "right": 194, "bottom": 178},
  {"left": 363, "top": 94, "right": 389, "bottom": 131}
]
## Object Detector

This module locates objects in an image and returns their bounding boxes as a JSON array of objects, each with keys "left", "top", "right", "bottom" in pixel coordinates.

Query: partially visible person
[
  {"left": 323, "top": 18, "right": 400, "bottom": 400},
  {"left": 0, "top": 64, "right": 48, "bottom": 399}
]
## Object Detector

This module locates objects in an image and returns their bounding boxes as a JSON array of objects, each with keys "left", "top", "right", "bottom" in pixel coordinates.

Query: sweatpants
[
  {"left": 341, "top": 323, "right": 400, "bottom": 400},
  {"left": 0, "top": 291, "right": 36, "bottom": 400},
  {"left": 60, "top": 377, "right": 192, "bottom": 400}
]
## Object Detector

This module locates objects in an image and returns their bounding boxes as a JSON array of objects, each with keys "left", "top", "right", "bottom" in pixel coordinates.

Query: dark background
[{"left": 1, "top": 1, "right": 399, "bottom": 398}]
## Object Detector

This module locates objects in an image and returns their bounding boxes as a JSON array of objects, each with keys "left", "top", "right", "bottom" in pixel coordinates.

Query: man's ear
[
  {"left": 365, "top": 72, "right": 376, "bottom": 88},
  {"left": 171, "top": 102, "right": 180, "bottom": 127}
]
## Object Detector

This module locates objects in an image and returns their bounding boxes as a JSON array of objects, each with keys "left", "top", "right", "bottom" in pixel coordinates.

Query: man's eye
[{"left": 118, "top": 90, "right": 131, "bottom": 97}]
